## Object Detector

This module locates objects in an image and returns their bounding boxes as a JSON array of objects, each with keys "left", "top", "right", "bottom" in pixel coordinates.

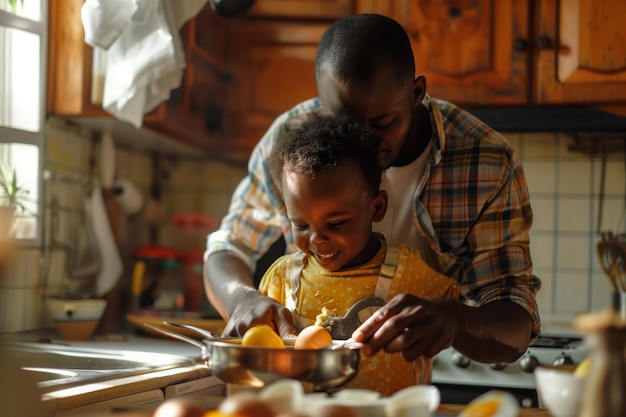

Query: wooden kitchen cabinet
[
  {"left": 390, "top": 0, "right": 530, "bottom": 106},
  {"left": 388, "top": 0, "right": 626, "bottom": 106},
  {"left": 220, "top": 21, "right": 327, "bottom": 154},
  {"left": 47, "top": 0, "right": 104, "bottom": 117},
  {"left": 246, "top": 0, "right": 353, "bottom": 19},
  {"left": 48, "top": 0, "right": 626, "bottom": 161},
  {"left": 47, "top": 0, "right": 234, "bottom": 157},
  {"left": 534, "top": 0, "right": 626, "bottom": 104}
]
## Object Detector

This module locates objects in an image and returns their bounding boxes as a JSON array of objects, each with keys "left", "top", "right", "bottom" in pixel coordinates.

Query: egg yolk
[
  {"left": 241, "top": 325, "right": 285, "bottom": 348},
  {"left": 294, "top": 325, "right": 333, "bottom": 349},
  {"left": 462, "top": 399, "right": 499, "bottom": 417}
]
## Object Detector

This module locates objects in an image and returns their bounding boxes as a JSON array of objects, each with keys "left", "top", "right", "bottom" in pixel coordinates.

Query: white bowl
[
  {"left": 534, "top": 366, "right": 586, "bottom": 417},
  {"left": 46, "top": 298, "right": 107, "bottom": 340}
]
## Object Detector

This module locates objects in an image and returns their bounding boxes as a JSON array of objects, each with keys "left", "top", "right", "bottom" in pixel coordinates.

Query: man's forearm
[
  {"left": 204, "top": 251, "right": 256, "bottom": 319},
  {"left": 451, "top": 300, "right": 533, "bottom": 363}
]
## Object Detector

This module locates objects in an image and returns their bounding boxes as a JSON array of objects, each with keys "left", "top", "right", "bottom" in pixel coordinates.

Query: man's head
[
  {"left": 315, "top": 14, "right": 427, "bottom": 169},
  {"left": 271, "top": 114, "right": 387, "bottom": 271},
  {"left": 315, "top": 13, "right": 415, "bottom": 88}
]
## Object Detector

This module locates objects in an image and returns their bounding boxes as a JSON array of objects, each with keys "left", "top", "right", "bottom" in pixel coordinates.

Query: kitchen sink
[{"left": 5, "top": 341, "right": 197, "bottom": 392}]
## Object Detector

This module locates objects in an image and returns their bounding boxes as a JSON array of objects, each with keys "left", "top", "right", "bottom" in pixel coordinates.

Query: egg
[
  {"left": 294, "top": 325, "right": 333, "bottom": 349},
  {"left": 310, "top": 403, "right": 360, "bottom": 417},
  {"left": 217, "top": 392, "right": 275, "bottom": 417},
  {"left": 458, "top": 390, "right": 519, "bottom": 417},
  {"left": 259, "top": 379, "right": 304, "bottom": 415},
  {"left": 241, "top": 325, "right": 285, "bottom": 348},
  {"left": 385, "top": 385, "right": 440, "bottom": 417},
  {"left": 152, "top": 396, "right": 208, "bottom": 417}
]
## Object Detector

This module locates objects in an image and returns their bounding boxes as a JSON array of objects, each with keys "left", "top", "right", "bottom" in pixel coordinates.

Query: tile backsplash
[{"left": 0, "top": 121, "right": 624, "bottom": 333}]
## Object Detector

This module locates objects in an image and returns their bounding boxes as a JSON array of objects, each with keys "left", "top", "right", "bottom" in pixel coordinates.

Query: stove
[{"left": 431, "top": 334, "right": 589, "bottom": 408}]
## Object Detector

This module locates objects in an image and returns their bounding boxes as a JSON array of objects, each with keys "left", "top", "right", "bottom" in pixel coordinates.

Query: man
[{"left": 204, "top": 13, "right": 541, "bottom": 365}]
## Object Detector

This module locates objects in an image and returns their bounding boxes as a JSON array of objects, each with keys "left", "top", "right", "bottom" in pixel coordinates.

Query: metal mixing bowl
[{"left": 144, "top": 322, "right": 361, "bottom": 391}]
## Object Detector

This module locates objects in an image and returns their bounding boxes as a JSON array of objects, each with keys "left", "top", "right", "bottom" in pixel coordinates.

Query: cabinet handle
[
  {"left": 513, "top": 38, "right": 529, "bottom": 52},
  {"left": 448, "top": 7, "right": 461, "bottom": 18},
  {"left": 537, "top": 36, "right": 552, "bottom": 49},
  {"left": 204, "top": 105, "right": 224, "bottom": 132}
]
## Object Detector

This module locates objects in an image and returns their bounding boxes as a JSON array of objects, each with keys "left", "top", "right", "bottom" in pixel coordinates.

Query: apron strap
[
  {"left": 286, "top": 251, "right": 306, "bottom": 311},
  {"left": 375, "top": 243, "right": 398, "bottom": 301}
]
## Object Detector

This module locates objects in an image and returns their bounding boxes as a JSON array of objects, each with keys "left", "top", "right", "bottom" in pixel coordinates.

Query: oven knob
[
  {"left": 490, "top": 362, "right": 507, "bottom": 370},
  {"left": 451, "top": 351, "right": 471, "bottom": 368},
  {"left": 552, "top": 352, "right": 574, "bottom": 367},
  {"left": 519, "top": 353, "right": 540, "bottom": 373}
]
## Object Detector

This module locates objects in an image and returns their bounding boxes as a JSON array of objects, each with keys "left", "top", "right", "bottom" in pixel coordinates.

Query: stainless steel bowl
[{"left": 144, "top": 322, "right": 361, "bottom": 391}]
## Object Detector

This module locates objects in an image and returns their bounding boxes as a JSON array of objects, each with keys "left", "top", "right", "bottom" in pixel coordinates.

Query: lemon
[
  {"left": 574, "top": 357, "right": 590, "bottom": 377},
  {"left": 241, "top": 325, "right": 285, "bottom": 348}
]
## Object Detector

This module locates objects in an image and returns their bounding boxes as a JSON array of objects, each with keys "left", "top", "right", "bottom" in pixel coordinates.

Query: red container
[{"left": 170, "top": 213, "right": 220, "bottom": 252}]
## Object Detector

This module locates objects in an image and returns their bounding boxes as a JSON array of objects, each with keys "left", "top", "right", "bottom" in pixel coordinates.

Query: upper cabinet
[
  {"left": 47, "top": 0, "right": 232, "bottom": 157},
  {"left": 218, "top": 21, "right": 325, "bottom": 154},
  {"left": 534, "top": 0, "right": 626, "bottom": 104},
  {"left": 391, "top": 0, "right": 530, "bottom": 106},
  {"left": 389, "top": 0, "right": 626, "bottom": 106},
  {"left": 47, "top": 0, "right": 626, "bottom": 161}
]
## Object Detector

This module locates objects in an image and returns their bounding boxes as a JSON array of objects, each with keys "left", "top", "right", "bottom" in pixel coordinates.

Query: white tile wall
[
  {"left": 507, "top": 132, "right": 625, "bottom": 319},
  {"left": 0, "top": 125, "right": 623, "bottom": 332}
]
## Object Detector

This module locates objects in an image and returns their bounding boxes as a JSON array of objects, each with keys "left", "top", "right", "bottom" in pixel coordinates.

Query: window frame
[{"left": 0, "top": 1, "right": 48, "bottom": 244}]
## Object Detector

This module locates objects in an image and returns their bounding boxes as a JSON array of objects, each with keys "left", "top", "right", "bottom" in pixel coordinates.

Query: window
[{"left": 0, "top": 0, "right": 46, "bottom": 240}]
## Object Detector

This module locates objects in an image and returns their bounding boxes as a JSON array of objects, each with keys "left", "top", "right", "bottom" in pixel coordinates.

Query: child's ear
[{"left": 372, "top": 190, "right": 388, "bottom": 223}]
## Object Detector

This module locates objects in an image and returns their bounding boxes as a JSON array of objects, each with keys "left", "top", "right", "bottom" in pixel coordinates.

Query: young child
[{"left": 259, "top": 114, "right": 460, "bottom": 395}]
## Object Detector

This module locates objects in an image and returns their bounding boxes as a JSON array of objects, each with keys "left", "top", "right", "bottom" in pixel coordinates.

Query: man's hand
[
  {"left": 221, "top": 289, "right": 298, "bottom": 338},
  {"left": 351, "top": 293, "right": 457, "bottom": 361},
  {"left": 352, "top": 293, "right": 532, "bottom": 363}
]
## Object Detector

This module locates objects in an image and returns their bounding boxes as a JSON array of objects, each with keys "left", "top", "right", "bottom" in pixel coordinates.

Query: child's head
[{"left": 271, "top": 114, "right": 388, "bottom": 271}]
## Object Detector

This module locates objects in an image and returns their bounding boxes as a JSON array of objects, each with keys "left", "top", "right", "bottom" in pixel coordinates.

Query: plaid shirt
[{"left": 207, "top": 95, "right": 541, "bottom": 339}]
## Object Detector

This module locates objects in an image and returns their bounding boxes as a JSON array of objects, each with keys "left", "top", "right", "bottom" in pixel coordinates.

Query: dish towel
[{"left": 81, "top": 0, "right": 208, "bottom": 128}]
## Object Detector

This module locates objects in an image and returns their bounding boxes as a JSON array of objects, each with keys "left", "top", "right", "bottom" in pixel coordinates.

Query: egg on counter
[
  {"left": 294, "top": 325, "right": 333, "bottom": 349},
  {"left": 259, "top": 379, "right": 305, "bottom": 415},
  {"left": 458, "top": 390, "right": 519, "bottom": 417},
  {"left": 152, "top": 396, "right": 209, "bottom": 417},
  {"left": 216, "top": 391, "right": 275, "bottom": 417}
]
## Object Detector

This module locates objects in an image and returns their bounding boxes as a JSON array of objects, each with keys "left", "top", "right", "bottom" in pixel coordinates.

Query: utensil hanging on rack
[
  {"left": 594, "top": 141, "right": 626, "bottom": 293},
  {"left": 597, "top": 232, "right": 626, "bottom": 292}
]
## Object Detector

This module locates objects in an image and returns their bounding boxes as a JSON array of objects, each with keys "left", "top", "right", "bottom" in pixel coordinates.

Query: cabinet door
[
  {"left": 391, "top": 0, "right": 530, "bottom": 106},
  {"left": 143, "top": 5, "right": 230, "bottom": 153},
  {"left": 247, "top": 0, "right": 353, "bottom": 18},
  {"left": 535, "top": 0, "right": 626, "bottom": 104},
  {"left": 223, "top": 21, "right": 326, "bottom": 156},
  {"left": 47, "top": 0, "right": 107, "bottom": 116}
]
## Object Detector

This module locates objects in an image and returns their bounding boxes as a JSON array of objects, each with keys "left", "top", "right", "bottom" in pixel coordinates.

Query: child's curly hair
[{"left": 271, "top": 114, "right": 382, "bottom": 196}]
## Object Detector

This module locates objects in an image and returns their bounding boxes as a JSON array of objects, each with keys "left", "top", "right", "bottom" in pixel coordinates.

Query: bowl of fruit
[{"left": 144, "top": 321, "right": 362, "bottom": 392}]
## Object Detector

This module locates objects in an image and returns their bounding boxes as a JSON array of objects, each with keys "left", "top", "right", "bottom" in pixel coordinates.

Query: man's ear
[
  {"left": 372, "top": 190, "right": 388, "bottom": 223},
  {"left": 412, "top": 75, "right": 427, "bottom": 106}
]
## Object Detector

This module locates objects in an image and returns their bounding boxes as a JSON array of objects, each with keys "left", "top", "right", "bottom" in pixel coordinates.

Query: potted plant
[{"left": 0, "top": 160, "right": 31, "bottom": 237}]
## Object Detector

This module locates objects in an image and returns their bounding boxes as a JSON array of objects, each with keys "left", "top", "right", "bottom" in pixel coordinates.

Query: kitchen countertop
[
  {"left": 1, "top": 328, "right": 215, "bottom": 416},
  {"left": 2, "top": 329, "right": 553, "bottom": 417},
  {"left": 85, "top": 402, "right": 552, "bottom": 417},
  {"left": 1, "top": 328, "right": 206, "bottom": 357}
]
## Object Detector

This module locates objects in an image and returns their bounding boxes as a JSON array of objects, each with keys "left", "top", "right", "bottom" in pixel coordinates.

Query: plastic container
[
  {"left": 131, "top": 245, "right": 183, "bottom": 312},
  {"left": 170, "top": 213, "right": 220, "bottom": 252},
  {"left": 178, "top": 250, "right": 220, "bottom": 317}
]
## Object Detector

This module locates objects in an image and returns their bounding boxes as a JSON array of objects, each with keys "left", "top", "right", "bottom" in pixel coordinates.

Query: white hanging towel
[
  {"left": 89, "top": 180, "right": 124, "bottom": 297},
  {"left": 81, "top": 0, "right": 208, "bottom": 128},
  {"left": 81, "top": 0, "right": 137, "bottom": 50}
]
